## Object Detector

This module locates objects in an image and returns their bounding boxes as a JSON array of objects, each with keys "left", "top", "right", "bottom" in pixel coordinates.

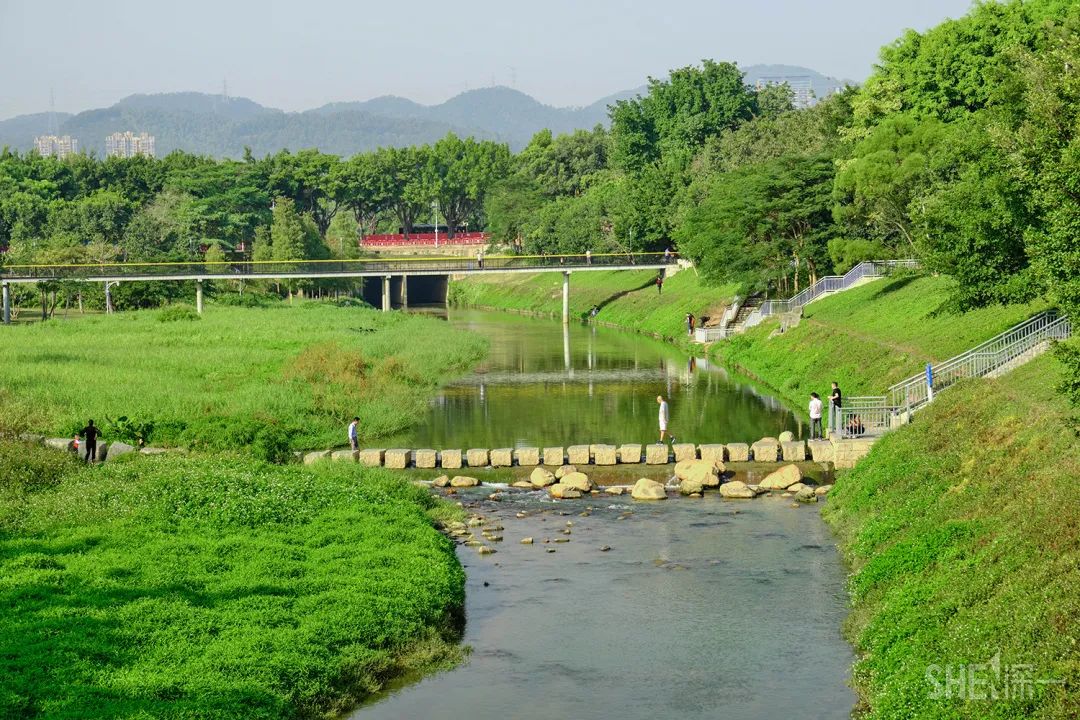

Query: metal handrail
[{"left": 839, "top": 312, "right": 1072, "bottom": 438}]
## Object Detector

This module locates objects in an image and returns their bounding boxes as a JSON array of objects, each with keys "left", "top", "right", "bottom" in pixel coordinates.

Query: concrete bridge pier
[
  {"left": 562, "top": 271, "right": 570, "bottom": 324},
  {"left": 195, "top": 279, "right": 204, "bottom": 314},
  {"left": 105, "top": 281, "right": 116, "bottom": 314},
  {"left": 2, "top": 282, "right": 10, "bottom": 325},
  {"left": 381, "top": 275, "right": 391, "bottom": 312}
]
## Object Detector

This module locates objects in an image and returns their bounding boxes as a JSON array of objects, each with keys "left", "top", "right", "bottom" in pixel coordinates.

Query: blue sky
[{"left": 0, "top": 0, "right": 974, "bottom": 119}]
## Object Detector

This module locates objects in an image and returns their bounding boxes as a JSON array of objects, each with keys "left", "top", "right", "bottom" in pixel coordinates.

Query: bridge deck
[{"left": 0, "top": 253, "right": 676, "bottom": 284}]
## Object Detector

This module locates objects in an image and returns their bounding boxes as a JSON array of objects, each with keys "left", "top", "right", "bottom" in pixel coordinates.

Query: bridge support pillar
[
  {"left": 105, "top": 282, "right": 114, "bottom": 314},
  {"left": 562, "top": 271, "right": 570, "bottom": 324},
  {"left": 400, "top": 275, "right": 408, "bottom": 309},
  {"left": 382, "top": 275, "right": 391, "bottom": 312},
  {"left": 2, "top": 282, "right": 9, "bottom": 325},
  {"left": 196, "top": 279, "right": 204, "bottom": 315}
]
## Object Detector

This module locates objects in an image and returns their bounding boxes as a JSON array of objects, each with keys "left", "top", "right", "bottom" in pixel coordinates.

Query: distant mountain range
[{"left": 0, "top": 65, "right": 847, "bottom": 158}]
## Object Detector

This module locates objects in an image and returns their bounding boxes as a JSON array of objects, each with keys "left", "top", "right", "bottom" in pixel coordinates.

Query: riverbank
[
  {"left": 0, "top": 442, "right": 467, "bottom": 718},
  {"left": 0, "top": 301, "right": 487, "bottom": 453},
  {"left": 449, "top": 269, "right": 738, "bottom": 344}
]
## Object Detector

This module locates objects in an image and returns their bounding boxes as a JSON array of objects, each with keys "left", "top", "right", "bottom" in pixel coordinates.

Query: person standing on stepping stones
[{"left": 657, "top": 395, "right": 675, "bottom": 445}]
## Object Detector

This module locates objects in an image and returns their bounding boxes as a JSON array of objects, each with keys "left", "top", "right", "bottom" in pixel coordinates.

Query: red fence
[{"left": 361, "top": 232, "right": 489, "bottom": 247}]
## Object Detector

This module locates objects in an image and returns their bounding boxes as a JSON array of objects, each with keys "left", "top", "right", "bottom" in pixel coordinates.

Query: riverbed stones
[
  {"left": 806, "top": 440, "right": 834, "bottom": 463},
  {"left": 358, "top": 448, "right": 384, "bottom": 467},
  {"left": 384, "top": 449, "right": 411, "bottom": 469},
  {"left": 490, "top": 448, "right": 513, "bottom": 467},
  {"left": 560, "top": 471, "right": 593, "bottom": 492},
  {"left": 511, "top": 480, "right": 534, "bottom": 489},
  {"left": 674, "top": 459, "right": 720, "bottom": 488},
  {"left": 104, "top": 441, "right": 135, "bottom": 462},
  {"left": 751, "top": 438, "right": 780, "bottom": 462},
  {"left": 530, "top": 467, "right": 557, "bottom": 488},
  {"left": 781, "top": 440, "right": 806, "bottom": 462},
  {"left": 778, "top": 431, "right": 795, "bottom": 443},
  {"left": 450, "top": 475, "right": 480, "bottom": 488},
  {"left": 478, "top": 545, "right": 496, "bottom": 555},
  {"left": 726, "top": 443, "right": 750, "bottom": 462},
  {"left": 521, "top": 537, "right": 534, "bottom": 544},
  {"left": 645, "top": 444, "right": 669, "bottom": 464},
  {"left": 759, "top": 464, "right": 803, "bottom": 490},
  {"left": 591, "top": 444, "right": 617, "bottom": 465},
  {"left": 303, "top": 450, "right": 331, "bottom": 465},
  {"left": 549, "top": 483, "right": 583, "bottom": 499},
  {"left": 515, "top": 447, "right": 540, "bottom": 466},
  {"left": 543, "top": 446, "right": 565, "bottom": 466},
  {"left": 555, "top": 464, "right": 577, "bottom": 479},
  {"left": 632, "top": 478, "right": 667, "bottom": 500},
  {"left": 619, "top": 443, "right": 642, "bottom": 464},
  {"left": 567, "top": 445, "right": 591, "bottom": 465},
  {"left": 433, "top": 475, "right": 450, "bottom": 488},
  {"left": 787, "top": 482, "right": 808, "bottom": 494},
  {"left": 45, "top": 438, "right": 75, "bottom": 452},
  {"left": 816, "top": 485, "right": 832, "bottom": 496},
  {"left": 440, "top": 449, "right": 463, "bottom": 469},
  {"left": 414, "top": 449, "right": 437, "bottom": 468},
  {"left": 795, "top": 486, "right": 818, "bottom": 503},
  {"left": 606, "top": 486, "right": 626, "bottom": 495},
  {"left": 679, "top": 477, "right": 705, "bottom": 496},
  {"left": 719, "top": 480, "right": 756, "bottom": 499},
  {"left": 466, "top": 448, "right": 489, "bottom": 467},
  {"left": 698, "top": 444, "right": 726, "bottom": 465},
  {"left": 672, "top": 443, "right": 697, "bottom": 463}
]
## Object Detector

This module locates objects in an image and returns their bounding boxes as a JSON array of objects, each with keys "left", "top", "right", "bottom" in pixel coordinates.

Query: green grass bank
[
  {"left": 0, "top": 302, "right": 487, "bottom": 453},
  {"left": 0, "top": 444, "right": 466, "bottom": 719},
  {"left": 449, "top": 268, "right": 738, "bottom": 343}
]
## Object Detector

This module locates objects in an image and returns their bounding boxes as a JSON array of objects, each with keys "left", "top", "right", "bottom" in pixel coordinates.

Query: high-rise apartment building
[
  {"left": 34, "top": 135, "right": 79, "bottom": 159},
  {"left": 755, "top": 76, "right": 816, "bottom": 109},
  {"left": 105, "top": 131, "right": 156, "bottom": 158}
]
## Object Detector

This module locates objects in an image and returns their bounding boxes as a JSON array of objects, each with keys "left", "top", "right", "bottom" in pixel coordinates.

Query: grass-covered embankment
[
  {"left": 450, "top": 268, "right": 738, "bottom": 342},
  {"left": 713, "top": 274, "right": 1046, "bottom": 409},
  {"left": 0, "top": 442, "right": 466, "bottom": 718},
  {"left": 822, "top": 353, "right": 1078, "bottom": 719},
  {"left": 0, "top": 302, "right": 487, "bottom": 452}
]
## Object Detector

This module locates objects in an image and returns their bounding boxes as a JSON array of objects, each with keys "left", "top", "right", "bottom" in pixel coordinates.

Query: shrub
[
  {"left": 157, "top": 304, "right": 201, "bottom": 322},
  {"left": 252, "top": 424, "right": 292, "bottom": 464}
]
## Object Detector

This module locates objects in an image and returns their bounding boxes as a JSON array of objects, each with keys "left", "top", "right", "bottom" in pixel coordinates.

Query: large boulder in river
[
  {"left": 719, "top": 480, "right": 756, "bottom": 499},
  {"left": 433, "top": 475, "right": 451, "bottom": 488},
  {"left": 530, "top": 467, "right": 556, "bottom": 488},
  {"left": 795, "top": 486, "right": 818, "bottom": 503},
  {"left": 555, "top": 464, "right": 577, "bottom": 479},
  {"left": 450, "top": 475, "right": 480, "bottom": 488},
  {"left": 631, "top": 478, "right": 667, "bottom": 500},
  {"left": 778, "top": 431, "right": 795, "bottom": 443},
  {"left": 549, "top": 483, "right": 583, "bottom": 500},
  {"left": 679, "top": 477, "right": 705, "bottom": 496},
  {"left": 759, "top": 464, "right": 802, "bottom": 490},
  {"left": 674, "top": 459, "right": 721, "bottom": 487},
  {"left": 560, "top": 471, "right": 593, "bottom": 492}
]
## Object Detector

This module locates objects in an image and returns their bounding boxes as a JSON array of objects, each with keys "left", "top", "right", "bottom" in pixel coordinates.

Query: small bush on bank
[{"left": 157, "top": 304, "right": 201, "bottom": 322}]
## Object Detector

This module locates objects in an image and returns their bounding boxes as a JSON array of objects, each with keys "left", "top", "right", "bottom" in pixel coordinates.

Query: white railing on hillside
[
  {"left": 694, "top": 301, "right": 741, "bottom": 342},
  {"left": 741, "top": 259, "right": 919, "bottom": 331},
  {"left": 839, "top": 311, "right": 1072, "bottom": 438}
]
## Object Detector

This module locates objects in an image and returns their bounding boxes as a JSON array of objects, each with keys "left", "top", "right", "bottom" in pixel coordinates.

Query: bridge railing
[
  {"left": 755, "top": 259, "right": 919, "bottom": 322},
  {"left": 838, "top": 311, "right": 1072, "bottom": 439},
  {"left": 0, "top": 252, "right": 678, "bottom": 281}
]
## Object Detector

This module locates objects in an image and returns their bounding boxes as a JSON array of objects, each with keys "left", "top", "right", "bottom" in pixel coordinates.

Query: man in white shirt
[
  {"left": 657, "top": 395, "right": 675, "bottom": 445},
  {"left": 348, "top": 417, "right": 360, "bottom": 453},
  {"left": 808, "top": 393, "right": 823, "bottom": 440}
]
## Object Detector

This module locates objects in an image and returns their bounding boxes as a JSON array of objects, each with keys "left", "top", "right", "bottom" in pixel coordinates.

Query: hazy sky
[{"left": 1, "top": 0, "right": 974, "bottom": 119}]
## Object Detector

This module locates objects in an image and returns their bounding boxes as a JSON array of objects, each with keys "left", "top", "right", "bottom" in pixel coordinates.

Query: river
[{"left": 358, "top": 310, "right": 854, "bottom": 719}]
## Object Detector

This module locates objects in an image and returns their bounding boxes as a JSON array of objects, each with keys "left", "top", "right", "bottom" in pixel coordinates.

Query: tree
[
  {"left": 335, "top": 153, "right": 391, "bottom": 241},
  {"left": 429, "top": 134, "right": 510, "bottom": 238}
]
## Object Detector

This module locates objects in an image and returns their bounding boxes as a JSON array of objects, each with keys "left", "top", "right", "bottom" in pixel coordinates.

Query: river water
[
  {"left": 352, "top": 489, "right": 856, "bottom": 720},
  {"left": 357, "top": 310, "right": 853, "bottom": 719},
  {"left": 385, "top": 309, "right": 801, "bottom": 449}
]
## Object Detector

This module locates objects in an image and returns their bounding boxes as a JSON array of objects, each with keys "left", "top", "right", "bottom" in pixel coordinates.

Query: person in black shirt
[
  {"left": 81, "top": 419, "right": 101, "bottom": 463},
  {"left": 829, "top": 382, "right": 843, "bottom": 437}
]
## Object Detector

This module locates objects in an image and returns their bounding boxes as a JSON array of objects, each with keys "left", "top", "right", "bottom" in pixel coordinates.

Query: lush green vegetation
[
  {"left": 822, "top": 353, "right": 1078, "bottom": 719},
  {"left": 450, "top": 268, "right": 738, "bottom": 342},
  {"left": 0, "top": 445, "right": 466, "bottom": 719},
  {"left": 713, "top": 274, "right": 1046, "bottom": 410},
  {"left": 0, "top": 303, "right": 486, "bottom": 452}
]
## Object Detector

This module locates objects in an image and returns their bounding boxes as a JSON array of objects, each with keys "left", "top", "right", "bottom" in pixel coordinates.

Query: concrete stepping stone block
[
  {"left": 618, "top": 444, "right": 642, "bottom": 464},
  {"left": 567, "top": 445, "right": 591, "bottom": 465},
  {"left": 543, "top": 447, "right": 565, "bottom": 466},
  {"left": 698, "top": 444, "right": 726, "bottom": 465},
  {"left": 751, "top": 438, "right": 780, "bottom": 462},
  {"left": 591, "top": 444, "right": 617, "bottom": 465},
  {"left": 466, "top": 448, "right": 489, "bottom": 467},
  {"left": 384, "top": 449, "right": 411, "bottom": 469},
  {"left": 726, "top": 443, "right": 750, "bottom": 462},
  {"left": 806, "top": 440, "right": 834, "bottom": 463},
  {"left": 781, "top": 440, "right": 806, "bottom": 462},
  {"left": 332, "top": 449, "right": 358, "bottom": 462},
  {"left": 440, "top": 449, "right": 463, "bottom": 469},
  {"left": 645, "top": 444, "right": 669, "bottom": 464},
  {"left": 490, "top": 448, "right": 513, "bottom": 467},
  {"left": 414, "top": 449, "right": 437, "bottom": 468},
  {"left": 514, "top": 447, "right": 540, "bottom": 466},
  {"left": 303, "top": 450, "right": 331, "bottom": 465},
  {"left": 357, "top": 448, "right": 383, "bottom": 467},
  {"left": 672, "top": 443, "right": 697, "bottom": 463}
]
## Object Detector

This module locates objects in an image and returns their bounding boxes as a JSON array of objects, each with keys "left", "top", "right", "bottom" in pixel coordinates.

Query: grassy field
[
  {"left": 450, "top": 268, "right": 739, "bottom": 343},
  {"left": 0, "top": 302, "right": 487, "bottom": 453},
  {"left": 822, "top": 353, "right": 1078, "bottom": 719},
  {"left": 713, "top": 274, "right": 1047, "bottom": 411},
  {"left": 0, "top": 443, "right": 465, "bottom": 718}
]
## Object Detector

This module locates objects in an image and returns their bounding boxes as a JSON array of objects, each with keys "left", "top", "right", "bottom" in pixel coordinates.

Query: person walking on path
[
  {"left": 828, "top": 382, "right": 843, "bottom": 437},
  {"left": 348, "top": 417, "right": 360, "bottom": 453},
  {"left": 657, "top": 395, "right": 676, "bottom": 445},
  {"left": 664, "top": 247, "right": 672, "bottom": 263},
  {"left": 686, "top": 313, "right": 695, "bottom": 336},
  {"left": 585, "top": 248, "right": 592, "bottom": 265},
  {"left": 476, "top": 249, "right": 484, "bottom": 269},
  {"left": 656, "top": 274, "right": 664, "bottom": 294},
  {"left": 809, "top": 392, "right": 824, "bottom": 440},
  {"left": 80, "top": 419, "right": 100, "bottom": 464}
]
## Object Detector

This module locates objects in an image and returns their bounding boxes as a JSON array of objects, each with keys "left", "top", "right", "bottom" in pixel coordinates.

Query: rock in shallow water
[{"left": 631, "top": 478, "right": 667, "bottom": 500}]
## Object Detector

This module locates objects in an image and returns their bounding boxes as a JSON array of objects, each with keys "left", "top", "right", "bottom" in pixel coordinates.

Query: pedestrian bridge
[{"left": 0, "top": 252, "right": 676, "bottom": 323}]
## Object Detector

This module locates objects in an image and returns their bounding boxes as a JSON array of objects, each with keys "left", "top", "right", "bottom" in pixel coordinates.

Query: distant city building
[
  {"left": 755, "top": 76, "right": 815, "bottom": 109},
  {"left": 34, "top": 135, "right": 79, "bottom": 159},
  {"left": 105, "top": 131, "right": 156, "bottom": 158}
]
